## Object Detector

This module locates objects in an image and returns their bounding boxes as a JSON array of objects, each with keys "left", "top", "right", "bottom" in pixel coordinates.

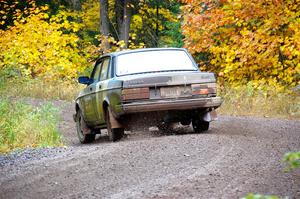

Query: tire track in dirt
[
  {"left": 0, "top": 99, "right": 299, "bottom": 199},
  {"left": 110, "top": 135, "right": 235, "bottom": 199}
]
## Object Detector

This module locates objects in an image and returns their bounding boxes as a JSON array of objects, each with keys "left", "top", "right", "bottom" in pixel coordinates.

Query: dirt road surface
[{"left": 0, "top": 100, "right": 299, "bottom": 199}]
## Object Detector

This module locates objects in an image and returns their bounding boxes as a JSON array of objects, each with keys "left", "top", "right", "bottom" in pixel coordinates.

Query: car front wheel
[
  {"left": 76, "top": 110, "right": 96, "bottom": 144},
  {"left": 192, "top": 119, "right": 209, "bottom": 133},
  {"left": 105, "top": 108, "right": 124, "bottom": 142}
]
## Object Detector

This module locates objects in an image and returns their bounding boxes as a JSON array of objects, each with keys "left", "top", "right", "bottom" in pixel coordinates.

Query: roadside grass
[
  {"left": 218, "top": 84, "right": 300, "bottom": 119},
  {"left": 242, "top": 193, "right": 280, "bottom": 199},
  {"left": 0, "top": 98, "right": 63, "bottom": 153},
  {"left": 0, "top": 78, "right": 82, "bottom": 101},
  {"left": 283, "top": 151, "right": 300, "bottom": 172}
]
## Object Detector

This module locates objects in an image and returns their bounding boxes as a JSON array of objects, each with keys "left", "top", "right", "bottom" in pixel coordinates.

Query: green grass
[
  {"left": 242, "top": 193, "right": 280, "bottom": 199},
  {"left": 0, "top": 98, "right": 63, "bottom": 153}
]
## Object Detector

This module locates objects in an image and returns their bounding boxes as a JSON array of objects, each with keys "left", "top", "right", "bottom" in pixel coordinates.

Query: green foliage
[
  {"left": 159, "top": 1, "right": 184, "bottom": 47},
  {"left": 242, "top": 193, "right": 280, "bottom": 199},
  {"left": 284, "top": 152, "right": 300, "bottom": 171},
  {"left": 131, "top": 0, "right": 182, "bottom": 47},
  {"left": 160, "top": 20, "right": 184, "bottom": 47},
  {"left": 0, "top": 98, "right": 63, "bottom": 153}
]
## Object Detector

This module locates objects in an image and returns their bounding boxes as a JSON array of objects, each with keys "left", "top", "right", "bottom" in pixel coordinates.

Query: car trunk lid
[{"left": 119, "top": 71, "right": 216, "bottom": 89}]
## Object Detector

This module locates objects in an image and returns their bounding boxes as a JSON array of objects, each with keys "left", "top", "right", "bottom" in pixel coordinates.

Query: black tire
[
  {"left": 180, "top": 119, "right": 191, "bottom": 126},
  {"left": 192, "top": 119, "right": 209, "bottom": 133},
  {"left": 105, "top": 108, "right": 124, "bottom": 142},
  {"left": 157, "top": 123, "right": 173, "bottom": 134},
  {"left": 76, "top": 110, "right": 96, "bottom": 144}
]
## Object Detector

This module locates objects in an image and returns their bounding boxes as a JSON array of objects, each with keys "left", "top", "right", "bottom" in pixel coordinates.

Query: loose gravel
[{"left": 0, "top": 100, "right": 299, "bottom": 199}]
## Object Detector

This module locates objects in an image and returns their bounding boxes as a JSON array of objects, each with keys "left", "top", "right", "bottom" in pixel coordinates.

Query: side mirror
[{"left": 78, "top": 76, "right": 91, "bottom": 85}]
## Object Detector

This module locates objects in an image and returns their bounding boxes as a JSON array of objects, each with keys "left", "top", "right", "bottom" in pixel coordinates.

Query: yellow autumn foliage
[
  {"left": 0, "top": 4, "right": 89, "bottom": 80},
  {"left": 81, "top": 0, "right": 100, "bottom": 33}
]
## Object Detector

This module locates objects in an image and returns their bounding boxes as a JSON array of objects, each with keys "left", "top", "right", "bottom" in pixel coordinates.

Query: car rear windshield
[{"left": 115, "top": 50, "right": 197, "bottom": 76}]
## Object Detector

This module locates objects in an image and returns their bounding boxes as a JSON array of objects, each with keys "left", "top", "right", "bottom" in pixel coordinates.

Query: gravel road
[{"left": 0, "top": 100, "right": 299, "bottom": 199}]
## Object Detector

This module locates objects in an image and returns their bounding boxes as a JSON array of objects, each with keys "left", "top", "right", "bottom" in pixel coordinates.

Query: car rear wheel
[
  {"left": 157, "top": 122, "right": 174, "bottom": 134},
  {"left": 105, "top": 108, "right": 124, "bottom": 142},
  {"left": 192, "top": 119, "right": 209, "bottom": 133},
  {"left": 76, "top": 110, "right": 96, "bottom": 143}
]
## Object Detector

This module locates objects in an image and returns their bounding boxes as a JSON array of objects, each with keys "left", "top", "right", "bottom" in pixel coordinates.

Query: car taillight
[
  {"left": 122, "top": 87, "right": 150, "bottom": 101},
  {"left": 191, "top": 83, "right": 216, "bottom": 95}
]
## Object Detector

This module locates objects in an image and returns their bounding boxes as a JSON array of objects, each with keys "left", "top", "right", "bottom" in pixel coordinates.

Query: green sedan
[{"left": 74, "top": 48, "right": 222, "bottom": 143}]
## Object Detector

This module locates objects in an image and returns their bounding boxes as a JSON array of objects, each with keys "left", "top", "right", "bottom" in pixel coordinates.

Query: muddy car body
[{"left": 74, "top": 48, "right": 222, "bottom": 143}]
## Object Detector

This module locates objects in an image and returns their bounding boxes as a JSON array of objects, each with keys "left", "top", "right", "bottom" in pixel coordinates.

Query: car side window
[
  {"left": 90, "top": 61, "right": 102, "bottom": 83},
  {"left": 99, "top": 58, "right": 110, "bottom": 81}
]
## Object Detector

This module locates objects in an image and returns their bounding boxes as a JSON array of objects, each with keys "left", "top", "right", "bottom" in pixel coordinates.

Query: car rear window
[{"left": 116, "top": 50, "right": 197, "bottom": 76}]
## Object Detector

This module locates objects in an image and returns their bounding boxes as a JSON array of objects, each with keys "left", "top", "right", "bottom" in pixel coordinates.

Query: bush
[
  {"left": 0, "top": 4, "right": 90, "bottom": 80},
  {"left": 284, "top": 152, "right": 300, "bottom": 171},
  {"left": 0, "top": 98, "right": 63, "bottom": 153},
  {"left": 181, "top": 0, "right": 300, "bottom": 89},
  {"left": 242, "top": 193, "right": 280, "bottom": 199}
]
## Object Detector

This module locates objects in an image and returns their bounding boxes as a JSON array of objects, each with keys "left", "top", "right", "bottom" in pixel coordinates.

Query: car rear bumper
[{"left": 121, "top": 97, "right": 222, "bottom": 114}]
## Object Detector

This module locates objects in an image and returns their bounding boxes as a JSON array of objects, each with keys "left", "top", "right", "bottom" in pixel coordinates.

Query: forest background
[
  {"left": 0, "top": 0, "right": 299, "bottom": 118},
  {"left": 0, "top": 2, "right": 299, "bottom": 194}
]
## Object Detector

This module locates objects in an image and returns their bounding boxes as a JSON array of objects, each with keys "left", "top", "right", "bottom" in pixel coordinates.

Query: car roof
[{"left": 102, "top": 47, "right": 187, "bottom": 57}]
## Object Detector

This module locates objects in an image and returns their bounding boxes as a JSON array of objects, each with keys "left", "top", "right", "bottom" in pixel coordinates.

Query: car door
[
  {"left": 93, "top": 57, "right": 111, "bottom": 125},
  {"left": 81, "top": 60, "right": 102, "bottom": 124}
]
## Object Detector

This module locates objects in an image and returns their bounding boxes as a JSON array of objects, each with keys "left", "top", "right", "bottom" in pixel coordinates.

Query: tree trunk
[
  {"left": 66, "top": 0, "right": 82, "bottom": 11},
  {"left": 100, "top": 0, "right": 110, "bottom": 49},
  {"left": 72, "top": 0, "right": 81, "bottom": 11},
  {"left": 121, "top": 0, "right": 132, "bottom": 48},
  {"left": 116, "top": 0, "right": 132, "bottom": 48},
  {"left": 115, "top": 0, "right": 123, "bottom": 40},
  {"left": 155, "top": 2, "right": 159, "bottom": 47}
]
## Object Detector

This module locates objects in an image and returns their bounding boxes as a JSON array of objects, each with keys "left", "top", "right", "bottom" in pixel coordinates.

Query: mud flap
[
  {"left": 73, "top": 114, "right": 77, "bottom": 122},
  {"left": 79, "top": 115, "right": 92, "bottom": 135},
  {"left": 202, "top": 110, "right": 218, "bottom": 122},
  {"left": 109, "top": 109, "right": 124, "bottom": 129}
]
